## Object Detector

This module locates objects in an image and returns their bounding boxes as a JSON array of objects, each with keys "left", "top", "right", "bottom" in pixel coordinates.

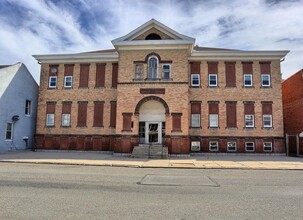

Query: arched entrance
[{"left": 135, "top": 97, "right": 169, "bottom": 144}]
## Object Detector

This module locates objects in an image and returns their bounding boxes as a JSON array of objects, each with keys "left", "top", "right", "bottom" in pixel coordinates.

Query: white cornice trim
[
  {"left": 189, "top": 50, "right": 290, "bottom": 61},
  {"left": 32, "top": 52, "right": 119, "bottom": 64}
]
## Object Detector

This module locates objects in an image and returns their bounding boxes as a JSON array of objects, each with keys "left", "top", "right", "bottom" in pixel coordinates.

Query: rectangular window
[
  {"left": 110, "top": 101, "right": 117, "bottom": 128},
  {"left": 227, "top": 142, "right": 237, "bottom": 152},
  {"left": 209, "top": 141, "right": 219, "bottom": 151},
  {"left": 64, "top": 76, "right": 73, "bottom": 88},
  {"left": 263, "top": 142, "right": 272, "bottom": 152},
  {"left": 162, "top": 64, "right": 171, "bottom": 80},
  {"left": 191, "top": 114, "right": 200, "bottom": 128},
  {"left": 226, "top": 101, "right": 237, "bottom": 128},
  {"left": 245, "top": 142, "right": 255, "bottom": 152},
  {"left": 225, "top": 62, "right": 236, "bottom": 87},
  {"left": 122, "top": 113, "right": 132, "bottom": 131},
  {"left": 244, "top": 74, "right": 252, "bottom": 87},
  {"left": 5, "top": 123, "right": 13, "bottom": 140},
  {"left": 209, "top": 114, "right": 219, "bottom": 128},
  {"left": 79, "top": 64, "right": 90, "bottom": 88},
  {"left": 49, "top": 76, "right": 57, "bottom": 88},
  {"left": 139, "top": 122, "right": 145, "bottom": 144},
  {"left": 191, "top": 74, "right": 200, "bottom": 87},
  {"left": 96, "top": 63, "right": 106, "bottom": 87},
  {"left": 46, "top": 114, "right": 55, "bottom": 126},
  {"left": 77, "top": 101, "right": 88, "bottom": 127},
  {"left": 61, "top": 114, "right": 71, "bottom": 127},
  {"left": 261, "top": 74, "right": 271, "bottom": 87},
  {"left": 112, "top": 63, "right": 118, "bottom": 88},
  {"left": 46, "top": 102, "right": 56, "bottom": 126},
  {"left": 191, "top": 102, "right": 201, "bottom": 128},
  {"left": 93, "top": 101, "right": 104, "bottom": 127},
  {"left": 245, "top": 115, "right": 254, "bottom": 127},
  {"left": 25, "top": 100, "right": 31, "bottom": 115},
  {"left": 263, "top": 115, "right": 272, "bottom": 128},
  {"left": 191, "top": 141, "right": 201, "bottom": 151},
  {"left": 209, "top": 74, "right": 218, "bottom": 87},
  {"left": 134, "top": 63, "right": 144, "bottom": 80},
  {"left": 172, "top": 113, "right": 182, "bottom": 131}
]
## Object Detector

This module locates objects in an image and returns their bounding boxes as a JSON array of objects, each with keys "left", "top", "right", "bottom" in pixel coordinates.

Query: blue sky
[{"left": 0, "top": 0, "right": 302, "bottom": 82}]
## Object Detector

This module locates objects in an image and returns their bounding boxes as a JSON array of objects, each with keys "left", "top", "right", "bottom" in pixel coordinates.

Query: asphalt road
[{"left": 0, "top": 163, "right": 302, "bottom": 220}]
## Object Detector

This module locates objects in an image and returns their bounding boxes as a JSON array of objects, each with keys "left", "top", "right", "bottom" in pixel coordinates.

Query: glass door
[{"left": 145, "top": 122, "right": 162, "bottom": 144}]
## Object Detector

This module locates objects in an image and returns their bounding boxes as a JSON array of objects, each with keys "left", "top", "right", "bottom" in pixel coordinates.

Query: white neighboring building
[{"left": 0, "top": 63, "right": 38, "bottom": 152}]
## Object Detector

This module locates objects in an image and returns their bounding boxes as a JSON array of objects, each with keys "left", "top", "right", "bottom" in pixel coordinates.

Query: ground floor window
[
  {"left": 227, "top": 141, "right": 237, "bottom": 152},
  {"left": 5, "top": 123, "right": 13, "bottom": 140},
  {"left": 209, "top": 141, "right": 219, "bottom": 151},
  {"left": 245, "top": 142, "right": 255, "bottom": 152},
  {"left": 263, "top": 142, "right": 272, "bottom": 152}
]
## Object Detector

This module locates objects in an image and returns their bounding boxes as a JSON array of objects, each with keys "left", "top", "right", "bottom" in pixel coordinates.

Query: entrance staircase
[{"left": 131, "top": 144, "right": 168, "bottom": 159}]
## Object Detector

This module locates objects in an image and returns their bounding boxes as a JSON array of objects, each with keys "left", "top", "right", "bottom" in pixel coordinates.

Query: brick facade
[{"left": 34, "top": 19, "right": 288, "bottom": 154}]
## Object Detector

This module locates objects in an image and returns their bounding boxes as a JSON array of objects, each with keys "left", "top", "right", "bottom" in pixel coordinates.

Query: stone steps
[{"left": 132, "top": 144, "right": 168, "bottom": 159}]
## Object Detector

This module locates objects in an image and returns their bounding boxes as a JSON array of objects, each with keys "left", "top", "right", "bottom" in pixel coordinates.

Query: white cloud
[{"left": 0, "top": 0, "right": 302, "bottom": 82}]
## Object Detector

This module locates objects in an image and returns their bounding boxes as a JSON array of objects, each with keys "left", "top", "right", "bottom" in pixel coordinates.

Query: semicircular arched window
[
  {"left": 145, "top": 33, "right": 161, "bottom": 40},
  {"left": 148, "top": 56, "right": 158, "bottom": 79}
]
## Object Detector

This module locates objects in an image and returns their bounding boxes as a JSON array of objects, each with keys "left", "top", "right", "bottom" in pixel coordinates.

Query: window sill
[
  {"left": 61, "top": 126, "right": 71, "bottom": 128},
  {"left": 225, "top": 86, "right": 237, "bottom": 88},
  {"left": 190, "top": 85, "right": 201, "bottom": 88},
  {"left": 63, "top": 87, "right": 73, "bottom": 89},
  {"left": 207, "top": 86, "right": 218, "bottom": 88},
  {"left": 260, "top": 86, "right": 272, "bottom": 89},
  {"left": 78, "top": 87, "right": 89, "bottom": 89},
  {"left": 262, "top": 127, "right": 274, "bottom": 130},
  {"left": 93, "top": 125, "right": 104, "bottom": 128},
  {"left": 208, "top": 127, "right": 220, "bottom": 129},
  {"left": 243, "top": 127, "right": 256, "bottom": 129},
  {"left": 190, "top": 126, "right": 202, "bottom": 129},
  {"left": 122, "top": 129, "right": 132, "bottom": 132},
  {"left": 171, "top": 130, "right": 182, "bottom": 133},
  {"left": 45, "top": 125, "right": 55, "bottom": 128},
  {"left": 48, "top": 87, "right": 57, "bottom": 90},
  {"left": 77, "top": 126, "right": 87, "bottom": 128},
  {"left": 242, "top": 86, "right": 254, "bottom": 88},
  {"left": 225, "top": 127, "right": 238, "bottom": 129}
]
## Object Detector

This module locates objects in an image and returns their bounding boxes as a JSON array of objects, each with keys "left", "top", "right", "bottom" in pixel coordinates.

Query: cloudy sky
[{"left": 0, "top": 0, "right": 302, "bottom": 83}]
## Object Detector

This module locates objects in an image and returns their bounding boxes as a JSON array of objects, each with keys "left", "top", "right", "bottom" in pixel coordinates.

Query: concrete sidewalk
[{"left": 0, "top": 150, "right": 302, "bottom": 170}]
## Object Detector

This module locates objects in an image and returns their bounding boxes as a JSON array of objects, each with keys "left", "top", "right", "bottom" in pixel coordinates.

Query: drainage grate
[{"left": 138, "top": 174, "right": 219, "bottom": 187}]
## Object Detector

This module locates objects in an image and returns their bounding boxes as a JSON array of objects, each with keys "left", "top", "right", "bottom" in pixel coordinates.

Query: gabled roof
[
  {"left": 111, "top": 19, "right": 195, "bottom": 50},
  {"left": 0, "top": 63, "right": 22, "bottom": 98}
]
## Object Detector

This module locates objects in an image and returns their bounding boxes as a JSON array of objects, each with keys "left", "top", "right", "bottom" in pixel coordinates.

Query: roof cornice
[{"left": 32, "top": 52, "right": 119, "bottom": 64}]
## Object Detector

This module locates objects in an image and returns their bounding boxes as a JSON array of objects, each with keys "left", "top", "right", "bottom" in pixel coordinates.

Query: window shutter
[
  {"left": 260, "top": 62, "right": 271, "bottom": 74},
  {"left": 46, "top": 102, "right": 56, "bottom": 114},
  {"left": 226, "top": 101, "right": 237, "bottom": 128},
  {"left": 110, "top": 101, "right": 117, "bottom": 127},
  {"left": 244, "top": 101, "right": 255, "bottom": 114},
  {"left": 49, "top": 65, "right": 59, "bottom": 76},
  {"left": 93, "top": 101, "right": 104, "bottom": 127},
  {"left": 64, "top": 64, "right": 74, "bottom": 76},
  {"left": 62, "top": 101, "right": 71, "bottom": 114},
  {"left": 172, "top": 113, "right": 182, "bottom": 131},
  {"left": 191, "top": 102, "right": 201, "bottom": 114},
  {"left": 208, "top": 62, "right": 218, "bottom": 74},
  {"left": 77, "top": 101, "right": 88, "bottom": 127},
  {"left": 112, "top": 63, "right": 118, "bottom": 88},
  {"left": 79, "top": 64, "right": 90, "bottom": 88},
  {"left": 242, "top": 62, "right": 253, "bottom": 74},
  {"left": 122, "top": 113, "right": 132, "bottom": 131},
  {"left": 208, "top": 101, "right": 219, "bottom": 114},
  {"left": 262, "top": 101, "right": 272, "bottom": 114},
  {"left": 190, "top": 62, "right": 200, "bottom": 74},
  {"left": 96, "top": 63, "right": 106, "bottom": 87},
  {"left": 225, "top": 62, "right": 236, "bottom": 87}
]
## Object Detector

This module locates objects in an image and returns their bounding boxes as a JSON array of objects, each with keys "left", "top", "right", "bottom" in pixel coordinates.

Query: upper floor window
[
  {"left": 209, "top": 74, "right": 218, "bottom": 87},
  {"left": 162, "top": 64, "right": 171, "bottom": 80},
  {"left": 244, "top": 74, "right": 252, "bottom": 87},
  {"left": 25, "top": 100, "right": 31, "bottom": 115},
  {"left": 261, "top": 74, "right": 271, "bottom": 87},
  {"left": 64, "top": 76, "right": 73, "bottom": 88},
  {"left": 5, "top": 123, "right": 13, "bottom": 140},
  {"left": 148, "top": 56, "right": 158, "bottom": 79},
  {"left": 245, "top": 115, "right": 254, "bottom": 127},
  {"left": 134, "top": 64, "right": 144, "bottom": 80},
  {"left": 191, "top": 74, "right": 200, "bottom": 87},
  {"left": 49, "top": 76, "right": 57, "bottom": 88},
  {"left": 46, "top": 114, "right": 55, "bottom": 126}
]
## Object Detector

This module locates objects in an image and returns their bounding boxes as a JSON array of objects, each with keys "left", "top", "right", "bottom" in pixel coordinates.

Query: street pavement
[{"left": 0, "top": 150, "right": 302, "bottom": 170}]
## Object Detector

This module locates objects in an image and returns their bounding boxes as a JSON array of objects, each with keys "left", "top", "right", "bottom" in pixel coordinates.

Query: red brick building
[
  {"left": 282, "top": 69, "right": 303, "bottom": 156},
  {"left": 33, "top": 19, "right": 289, "bottom": 155}
]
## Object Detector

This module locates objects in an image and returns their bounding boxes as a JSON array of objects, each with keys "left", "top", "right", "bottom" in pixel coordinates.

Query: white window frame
[
  {"left": 263, "top": 142, "right": 272, "bottom": 152},
  {"left": 191, "top": 114, "right": 201, "bottom": 128},
  {"left": 162, "top": 64, "right": 171, "bottom": 80},
  {"left": 191, "top": 141, "right": 201, "bottom": 151},
  {"left": 245, "top": 114, "right": 254, "bottom": 128},
  {"left": 244, "top": 74, "right": 253, "bottom": 87},
  {"left": 134, "top": 63, "right": 144, "bottom": 80},
  {"left": 46, "top": 114, "right": 55, "bottom": 126},
  {"left": 209, "top": 114, "right": 219, "bottom": 128},
  {"left": 261, "top": 74, "right": 271, "bottom": 87},
  {"left": 25, "top": 100, "right": 31, "bottom": 116},
  {"left": 64, "top": 76, "right": 73, "bottom": 88},
  {"left": 49, "top": 76, "right": 57, "bottom": 88},
  {"left": 263, "top": 114, "right": 272, "bottom": 128},
  {"left": 209, "top": 141, "right": 219, "bottom": 151},
  {"left": 5, "top": 123, "right": 13, "bottom": 140},
  {"left": 227, "top": 141, "right": 237, "bottom": 152},
  {"left": 148, "top": 56, "right": 158, "bottom": 79},
  {"left": 62, "top": 114, "right": 71, "bottom": 127},
  {"left": 191, "top": 74, "right": 200, "bottom": 87},
  {"left": 209, "top": 74, "right": 218, "bottom": 87},
  {"left": 245, "top": 142, "right": 255, "bottom": 152}
]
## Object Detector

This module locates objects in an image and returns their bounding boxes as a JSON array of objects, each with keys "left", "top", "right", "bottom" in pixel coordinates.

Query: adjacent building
[
  {"left": 33, "top": 19, "right": 289, "bottom": 155},
  {"left": 0, "top": 63, "right": 38, "bottom": 152},
  {"left": 282, "top": 69, "right": 303, "bottom": 156}
]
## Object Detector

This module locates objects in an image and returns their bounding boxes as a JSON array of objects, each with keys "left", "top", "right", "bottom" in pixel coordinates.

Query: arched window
[
  {"left": 145, "top": 33, "right": 161, "bottom": 40},
  {"left": 148, "top": 56, "right": 158, "bottom": 79}
]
